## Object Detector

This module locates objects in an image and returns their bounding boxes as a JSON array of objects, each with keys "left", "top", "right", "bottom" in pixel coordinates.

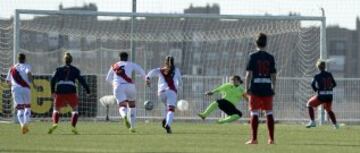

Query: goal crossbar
[{"left": 16, "top": 9, "right": 325, "bottom": 21}]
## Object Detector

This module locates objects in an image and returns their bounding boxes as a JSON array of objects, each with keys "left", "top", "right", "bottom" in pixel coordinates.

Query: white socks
[
  {"left": 17, "top": 109, "right": 25, "bottom": 126},
  {"left": 166, "top": 111, "right": 174, "bottom": 127},
  {"left": 24, "top": 108, "right": 31, "bottom": 125},
  {"left": 119, "top": 107, "right": 128, "bottom": 118},
  {"left": 129, "top": 108, "right": 136, "bottom": 128}
]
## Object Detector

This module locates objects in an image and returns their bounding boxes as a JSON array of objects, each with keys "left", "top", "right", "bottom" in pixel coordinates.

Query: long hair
[{"left": 165, "top": 56, "right": 175, "bottom": 77}]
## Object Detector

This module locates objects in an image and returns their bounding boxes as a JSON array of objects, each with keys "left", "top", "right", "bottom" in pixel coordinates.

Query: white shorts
[
  {"left": 113, "top": 84, "right": 136, "bottom": 104},
  {"left": 159, "top": 90, "right": 177, "bottom": 106},
  {"left": 11, "top": 86, "right": 31, "bottom": 106}
]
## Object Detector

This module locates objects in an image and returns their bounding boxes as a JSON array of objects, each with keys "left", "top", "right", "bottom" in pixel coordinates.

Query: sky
[{"left": 0, "top": 0, "right": 359, "bottom": 30}]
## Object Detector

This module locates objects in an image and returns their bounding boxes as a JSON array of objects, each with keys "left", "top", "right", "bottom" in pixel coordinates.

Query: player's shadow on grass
[
  {"left": 290, "top": 143, "right": 360, "bottom": 147},
  {"left": 49, "top": 133, "right": 163, "bottom": 136},
  {"left": 0, "top": 149, "right": 194, "bottom": 153},
  {"left": 174, "top": 132, "right": 249, "bottom": 136},
  {"left": 47, "top": 132, "right": 249, "bottom": 136}
]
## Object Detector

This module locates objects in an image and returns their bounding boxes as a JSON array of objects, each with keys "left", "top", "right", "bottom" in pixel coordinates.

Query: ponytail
[{"left": 166, "top": 56, "right": 175, "bottom": 77}]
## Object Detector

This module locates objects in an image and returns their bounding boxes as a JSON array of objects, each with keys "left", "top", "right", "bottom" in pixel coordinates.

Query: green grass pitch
[{"left": 1, "top": 121, "right": 360, "bottom": 153}]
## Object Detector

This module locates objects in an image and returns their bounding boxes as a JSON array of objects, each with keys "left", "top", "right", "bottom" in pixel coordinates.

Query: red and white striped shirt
[
  {"left": 106, "top": 61, "right": 146, "bottom": 85},
  {"left": 6, "top": 63, "right": 32, "bottom": 88}
]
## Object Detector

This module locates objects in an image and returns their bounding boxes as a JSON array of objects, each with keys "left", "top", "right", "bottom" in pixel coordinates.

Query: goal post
[
  {"left": 318, "top": 8, "right": 327, "bottom": 125},
  {"left": 5, "top": 9, "right": 329, "bottom": 123}
]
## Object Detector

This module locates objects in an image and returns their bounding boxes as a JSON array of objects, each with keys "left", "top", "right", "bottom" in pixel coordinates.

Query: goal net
[{"left": 1, "top": 10, "right": 340, "bottom": 123}]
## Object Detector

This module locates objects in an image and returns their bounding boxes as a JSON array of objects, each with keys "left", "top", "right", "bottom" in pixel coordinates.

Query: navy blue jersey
[
  {"left": 246, "top": 50, "right": 276, "bottom": 96},
  {"left": 311, "top": 71, "right": 336, "bottom": 102},
  {"left": 51, "top": 64, "right": 90, "bottom": 94}
]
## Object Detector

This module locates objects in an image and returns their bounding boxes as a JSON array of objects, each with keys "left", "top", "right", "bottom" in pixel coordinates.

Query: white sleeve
[
  {"left": 25, "top": 64, "right": 32, "bottom": 74},
  {"left": 5, "top": 68, "right": 11, "bottom": 81},
  {"left": 146, "top": 68, "right": 160, "bottom": 79},
  {"left": 133, "top": 63, "right": 146, "bottom": 80},
  {"left": 175, "top": 68, "right": 182, "bottom": 86},
  {"left": 105, "top": 67, "right": 114, "bottom": 83}
]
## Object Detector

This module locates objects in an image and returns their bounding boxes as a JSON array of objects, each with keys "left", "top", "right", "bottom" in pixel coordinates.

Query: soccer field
[{"left": 1, "top": 121, "right": 360, "bottom": 153}]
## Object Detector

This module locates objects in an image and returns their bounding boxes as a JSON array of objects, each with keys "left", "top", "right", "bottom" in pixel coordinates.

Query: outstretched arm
[
  {"left": 105, "top": 67, "right": 114, "bottom": 84},
  {"left": 145, "top": 68, "right": 160, "bottom": 86},
  {"left": 206, "top": 83, "right": 226, "bottom": 96},
  {"left": 134, "top": 63, "right": 146, "bottom": 81},
  {"left": 5, "top": 68, "right": 11, "bottom": 86}
]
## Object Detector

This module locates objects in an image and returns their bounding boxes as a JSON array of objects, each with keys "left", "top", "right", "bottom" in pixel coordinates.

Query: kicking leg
[
  {"left": 164, "top": 105, "right": 175, "bottom": 134},
  {"left": 216, "top": 100, "right": 242, "bottom": 124},
  {"left": 48, "top": 109, "right": 60, "bottom": 134},
  {"left": 198, "top": 101, "right": 218, "bottom": 120}
]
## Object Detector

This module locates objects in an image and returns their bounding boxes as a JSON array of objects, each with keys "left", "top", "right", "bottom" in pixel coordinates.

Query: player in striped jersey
[
  {"left": 6, "top": 53, "right": 38, "bottom": 134},
  {"left": 146, "top": 56, "right": 182, "bottom": 134},
  {"left": 106, "top": 52, "right": 146, "bottom": 133}
]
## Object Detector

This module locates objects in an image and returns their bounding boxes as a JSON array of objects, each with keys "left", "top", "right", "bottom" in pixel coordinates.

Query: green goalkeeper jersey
[{"left": 211, "top": 83, "right": 245, "bottom": 105}]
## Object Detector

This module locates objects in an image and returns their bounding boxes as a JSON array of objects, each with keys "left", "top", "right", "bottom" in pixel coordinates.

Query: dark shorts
[{"left": 217, "top": 99, "right": 242, "bottom": 117}]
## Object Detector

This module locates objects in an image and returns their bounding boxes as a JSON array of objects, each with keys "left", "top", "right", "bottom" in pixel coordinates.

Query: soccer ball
[
  {"left": 177, "top": 99, "right": 189, "bottom": 111},
  {"left": 144, "top": 100, "right": 154, "bottom": 111}
]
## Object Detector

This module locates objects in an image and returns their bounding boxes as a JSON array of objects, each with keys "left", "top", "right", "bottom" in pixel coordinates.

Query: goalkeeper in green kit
[{"left": 198, "top": 75, "right": 248, "bottom": 124}]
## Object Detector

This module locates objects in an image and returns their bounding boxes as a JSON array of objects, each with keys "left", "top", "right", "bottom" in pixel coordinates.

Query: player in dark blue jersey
[
  {"left": 245, "top": 33, "right": 276, "bottom": 144},
  {"left": 48, "top": 52, "right": 90, "bottom": 134},
  {"left": 306, "top": 60, "right": 338, "bottom": 129}
]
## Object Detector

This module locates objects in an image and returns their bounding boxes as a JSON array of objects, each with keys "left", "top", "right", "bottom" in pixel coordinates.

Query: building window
[
  {"left": 193, "top": 52, "right": 201, "bottom": 61},
  {"left": 335, "top": 41, "right": 345, "bottom": 50},
  {"left": 208, "top": 53, "right": 216, "bottom": 60},
  {"left": 36, "top": 34, "right": 44, "bottom": 43},
  {"left": 330, "top": 40, "right": 346, "bottom": 55},
  {"left": 222, "top": 52, "right": 229, "bottom": 59}
]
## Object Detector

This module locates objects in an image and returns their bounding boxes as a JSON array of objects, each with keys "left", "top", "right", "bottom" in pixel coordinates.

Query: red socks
[
  {"left": 266, "top": 114, "right": 275, "bottom": 141},
  {"left": 52, "top": 111, "right": 79, "bottom": 127},
  {"left": 308, "top": 107, "right": 315, "bottom": 121},
  {"left": 52, "top": 111, "right": 59, "bottom": 124},
  {"left": 327, "top": 111, "right": 337, "bottom": 125},
  {"left": 71, "top": 112, "right": 79, "bottom": 127}
]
